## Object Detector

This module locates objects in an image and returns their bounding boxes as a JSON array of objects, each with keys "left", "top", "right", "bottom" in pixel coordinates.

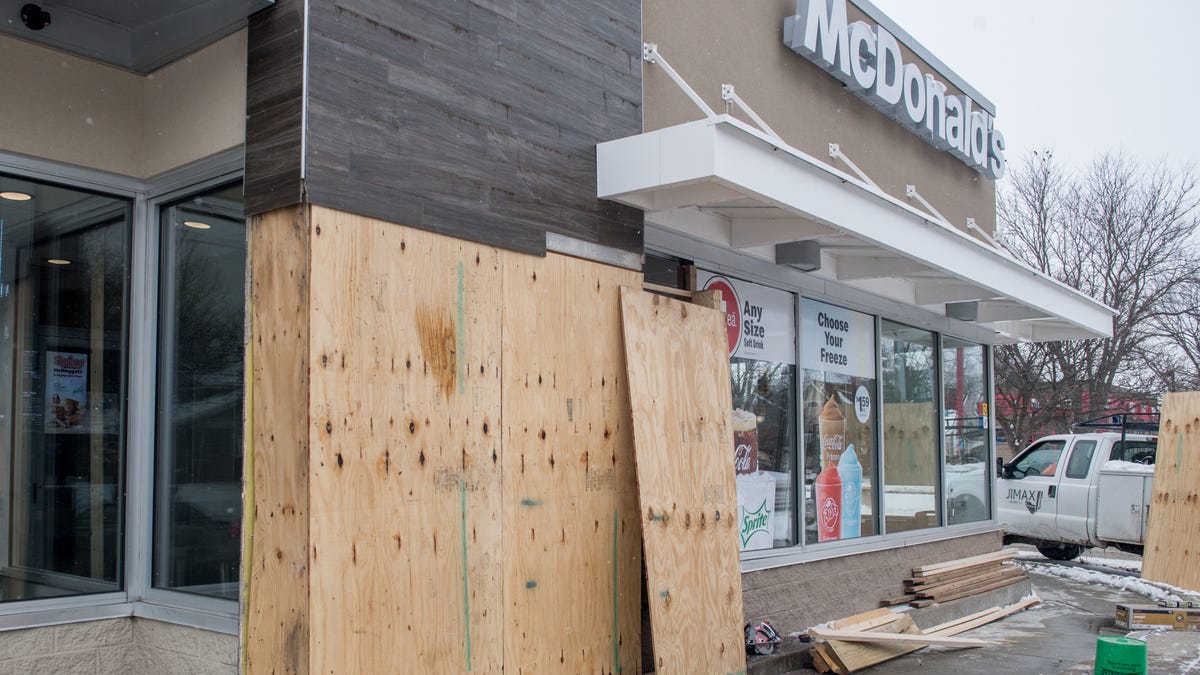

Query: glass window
[
  {"left": 800, "top": 300, "right": 878, "bottom": 544},
  {"left": 881, "top": 321, "right": 938, "bottom": 533},
  {"left": 1109, "top": 440, "right": 1157, "bottom": 464},
  {"left": 1010, "top": 440, "right": 1066, "bottom": 478},
  {"left": 698, "top": 272, "right": 797, "bottom": 551},
  {"left": 153, "top": 183, "right": 245, "bottom": 598},
  {"left": 0, "top": 174, "right": 130, "bottom": 601},
  {"left": 942, "top": 338, "right": 990, "bottom": 525},
  {"left": 1065, "top": 440, "right": 1096, "bottom": 479}
]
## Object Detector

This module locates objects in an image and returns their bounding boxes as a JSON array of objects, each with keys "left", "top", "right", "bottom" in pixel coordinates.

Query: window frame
[
  {"left": 0, "top": 148, "right": 243, "bottom": 635},
  {"left": 643, "top": 236, "right": 1001, "bottom": 574}
]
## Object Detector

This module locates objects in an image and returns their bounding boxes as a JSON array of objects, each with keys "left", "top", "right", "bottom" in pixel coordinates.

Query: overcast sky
[{"left": 868, "top": 1, "right": 1200, "bottom": 178}]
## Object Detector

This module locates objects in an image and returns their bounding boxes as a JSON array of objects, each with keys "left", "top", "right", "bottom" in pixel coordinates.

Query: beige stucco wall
[
  {"left": 0, "top": 31, "right": 246, "bottom": 179},
  {"left": 144, "top": 31, "right": 247, "bottom": 178},
  {"left": 0, "top": 37, "right": 144, "bottom": 176},
  {"left": 643, "top": 0, "right": 997, "bottom": 233}
]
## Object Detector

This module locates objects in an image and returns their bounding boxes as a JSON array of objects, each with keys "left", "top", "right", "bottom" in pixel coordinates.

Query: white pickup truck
[{"left": 995, "top": 430, "right": 1157, "bottom": 561}]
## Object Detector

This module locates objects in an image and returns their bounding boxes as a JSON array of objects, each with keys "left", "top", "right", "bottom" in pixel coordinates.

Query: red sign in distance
[{"left": 703, "top": 277, "right": 740, "bottom": 356}]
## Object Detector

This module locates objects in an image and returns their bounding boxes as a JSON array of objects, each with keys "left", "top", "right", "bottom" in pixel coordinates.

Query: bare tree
[{"left": 995, "top": 151, "right": 1200, "bottom": 446}]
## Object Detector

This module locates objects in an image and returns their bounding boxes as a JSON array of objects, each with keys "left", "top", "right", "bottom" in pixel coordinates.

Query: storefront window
[
  {"left": 699, "top": 272, "right": 797, "bottom": 550},
  {"left": 153, "top": 183, "right": 245, "bottom": 598},
  {"left": 881, "top": 321, "right": 939, "bottom": 533},
  {"left": 942, "top": 338, "right": 991, "bottom": 525},
  {"left": 801, "top": 300, "right": 878, "bottom": 544},
  {"left": 0, "top": 174, "right": 130, "bottom": 601}
]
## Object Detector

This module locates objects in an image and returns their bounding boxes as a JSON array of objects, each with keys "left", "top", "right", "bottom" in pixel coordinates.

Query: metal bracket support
[
  {"left": 643, "top": 43, "right": 717, "bottom": 120},
  {"left": 905, "top": 184, "right": 953, "bottom": 227},
  {"left": 829, "top": 144, "right": 880, "bottom": 190},
  {"left": 721, "top": 84, "right": 783, "bottom": 144}
]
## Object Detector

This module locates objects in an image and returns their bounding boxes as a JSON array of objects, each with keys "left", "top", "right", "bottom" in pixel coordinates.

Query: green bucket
[{"left": 1095, "top": 636, "right": 1147, "bottom": 675}]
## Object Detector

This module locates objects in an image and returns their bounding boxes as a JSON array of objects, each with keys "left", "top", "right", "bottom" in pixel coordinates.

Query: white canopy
[{"left": 597, "top": 115, "right": 1113, "bottom": 343}]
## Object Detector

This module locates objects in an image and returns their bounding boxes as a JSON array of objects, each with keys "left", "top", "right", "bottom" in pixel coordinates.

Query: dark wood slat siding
[
  {"left": 302, "top": 0, "right": 644, "bottom": 256},
  {"left": 245, "top": 0, "right": 306, "bottom": 215}
]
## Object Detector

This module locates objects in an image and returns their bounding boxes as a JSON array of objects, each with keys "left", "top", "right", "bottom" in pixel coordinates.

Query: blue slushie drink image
[{"left": 839, "top": 443, "right": 862, "bottom": 538}]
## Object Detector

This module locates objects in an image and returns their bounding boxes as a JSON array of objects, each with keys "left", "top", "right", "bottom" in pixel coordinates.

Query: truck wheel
[{"left": 1036, "top": 543, "right": 1084, "bottom": 561}]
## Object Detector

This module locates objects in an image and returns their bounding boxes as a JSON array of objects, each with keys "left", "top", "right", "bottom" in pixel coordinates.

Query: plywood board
[
  {"left": 822, "top": 612, "right": 924, "bottom": 672},
  {"left": 500, "top": 252, "right": 642, "bottom": 673},
  {"left": 307, "top": 207, "right": 503, "bottom": 673},
  {"left": 243, "top": 206, "right": 311, "bottom": 674},
  {"left": 619, "top": 287, "right": 746, "bottom": 675},
  {"left": 1143, "top": 391, "right": 1200, "bottom": 591}
]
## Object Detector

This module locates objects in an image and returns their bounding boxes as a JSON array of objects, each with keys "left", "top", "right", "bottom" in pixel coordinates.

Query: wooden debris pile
[
  {"left": 807, "top": 596, "right": 1041, "bottom": 673},
  {"left": 881, "top": 549, "right": 1028, "bottom": 608}
]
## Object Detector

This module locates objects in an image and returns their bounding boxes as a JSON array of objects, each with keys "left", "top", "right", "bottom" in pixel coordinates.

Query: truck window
[
  {"left": 1064, "top": 440, "right": 1096, "bottom": 479},
  {"left": 1109, "top": 440, "right": 1158, "bottom": 465},
  {"left": 1010, "top": 440, "right": 1067, "bottom": 478}
]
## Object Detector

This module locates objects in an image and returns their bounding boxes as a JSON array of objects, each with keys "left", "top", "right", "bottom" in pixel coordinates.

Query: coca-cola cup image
[
  {"left": 732, "top": 408, "right": 759, "bottom": 475},
  {"left": 818, "top": 394, "right": 845, "bottom": 470}
]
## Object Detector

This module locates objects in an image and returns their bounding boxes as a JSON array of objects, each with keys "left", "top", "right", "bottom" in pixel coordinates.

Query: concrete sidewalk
[{"left": 782, "top": 566, "right": 1200, "bottom": 674}]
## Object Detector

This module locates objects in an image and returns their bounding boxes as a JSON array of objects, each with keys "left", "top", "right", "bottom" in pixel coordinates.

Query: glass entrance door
[{"left": 0, "top": 176, "right": 129, "bottom": 601}]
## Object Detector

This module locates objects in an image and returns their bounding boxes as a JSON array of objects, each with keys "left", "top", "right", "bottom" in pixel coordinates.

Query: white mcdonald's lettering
[{"left": 783, "top": 0, "right": 1006, "bottom": 180}]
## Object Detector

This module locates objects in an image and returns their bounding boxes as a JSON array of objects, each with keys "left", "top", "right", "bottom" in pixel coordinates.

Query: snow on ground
[
  {"left": 1018, "top": 560, "right": 1200, "bottom": 604},
  {"left": 1078, "top": 555, "right": 1143, "bottom": 573}
]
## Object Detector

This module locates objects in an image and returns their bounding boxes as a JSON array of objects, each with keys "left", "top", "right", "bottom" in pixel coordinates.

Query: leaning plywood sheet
[
  {"left": 501, "top": 253, "right": 643, "bottom": 673},
  {"left": 620, "top": 287, "right": 746, "bottom": 675},
  {"left": 307, "top": 207, "right": 503, "bottom": 673},
  {"left": 1144, "top": 391, "right": 1200, "bottom": 591}
]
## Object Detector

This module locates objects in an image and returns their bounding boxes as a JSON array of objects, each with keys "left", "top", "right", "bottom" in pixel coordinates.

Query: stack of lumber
[
  {"left": 881, "top": 549, "right": 1027, "bottom": 608},
  {"left": 808, "top": 596, "right": 1040, "bottom": 673}
]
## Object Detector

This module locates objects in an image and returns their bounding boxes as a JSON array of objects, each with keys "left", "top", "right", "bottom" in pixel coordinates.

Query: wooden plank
[
  {"left": 912, "top": 576, "right": 1027, "bottom": 607},
  {"left": 643, "top": 281, "right": 692, "bottom": 298},
  {"left": 907, "top": 559, "right": 1012, "bottom": 585},
  {"left": 921, "top": 606, "right": 1002, "bottom": 635},
  {"left": 925, "top": 596, "right": 1041, "bottom": 636},
  {"left": 307, "top": 207, "right": 503, "bottom": 673},
  {"left": 691, "top": 289, "right": 722, "bottom": 310},
  {"left": 811, "top": 646, "right": 832, "bottom": 673},
  {"left": 879, "top": 594, "right": 918, "bottom": 607},
  {"left": 813, "top": 642, "right": 848, "bottom": 675},
  {"left": 620, "top": 288, "right": 746, "bottom": 675},
  {"left": 821, "top": 613, "right": 924, "bottom": 672},
  {"left": 913, "top": 567, "right": 1026, "bottom": 598},
  {"left": 1144, "top": 392, "right": 1200, "bottom": 591},
  {"left": 912, "top": 549, "right": 1017, "bottom": 576},
  {"left": 243, "top": 206, "right": 311, "bottom": 674},
  {"left": 501, "top": 252, "right": 642, "bottom": 673},
  {"left": 829, "top": 607, "right": 892, "bottom": 629},
  {"left": 809, "top": 627, "right": 987, "bottom": 648}
]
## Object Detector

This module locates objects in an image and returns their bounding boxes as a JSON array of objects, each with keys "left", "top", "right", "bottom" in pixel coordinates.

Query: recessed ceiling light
[
  {"left": 0, "top": 191, "right": 32, "bottom": 201},
  {"left": 47, "top": 259, "right": 71, "bottom": 265},
  {"left": 183, "top": 220, "right": 211, "bottom": 230}
]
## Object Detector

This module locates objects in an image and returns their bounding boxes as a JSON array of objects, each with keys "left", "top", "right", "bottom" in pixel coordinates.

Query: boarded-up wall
[
  {"left": 1143, "top": 392, "right": 1200, "bottom": 591},
  {"left": 243, "top": 205, "right": 642, "bottom": 673}
]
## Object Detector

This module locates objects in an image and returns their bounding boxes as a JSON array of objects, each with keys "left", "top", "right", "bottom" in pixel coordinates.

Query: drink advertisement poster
[
  {"left": 698, "top": 271, "right": 797, "bottom": 551},
  {"left": 801, "top": 299, "right": 876, "bottom": 544},
  {"left": 45, "top": 351, "right": 88, "bottom": 434},
  {"left": 698, "top": 272, "right": 796, "bottom": 364}
]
